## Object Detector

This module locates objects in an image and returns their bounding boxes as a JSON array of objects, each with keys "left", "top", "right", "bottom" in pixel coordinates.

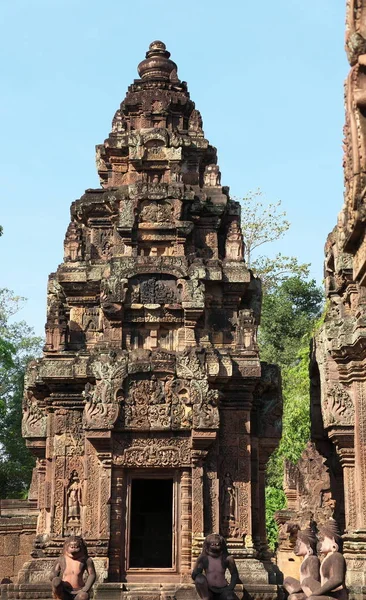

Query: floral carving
[{"left": 113, "top": 437, "right": 191, "bottom": 467}]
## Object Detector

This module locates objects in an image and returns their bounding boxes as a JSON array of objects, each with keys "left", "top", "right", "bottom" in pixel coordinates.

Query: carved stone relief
[
  {"left": 22, "top": 391, "right": 47, "bottom": 438},
  {"left": 120, "top": 375, "right": 219, "bottom": 430},
  {"left": 83, "top": 352, "right": 127, "bottom": 429},
  {"left": 113, "top": 436, "right": 191, "bottom": 467},
  {"left": 323, "top": 383, "right": 355, "bottom": 427}
]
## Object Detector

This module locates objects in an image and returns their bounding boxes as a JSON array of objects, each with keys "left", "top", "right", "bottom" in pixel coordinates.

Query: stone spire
[{"left": 96, "top": 40, "right": 218, "bottom": 189}]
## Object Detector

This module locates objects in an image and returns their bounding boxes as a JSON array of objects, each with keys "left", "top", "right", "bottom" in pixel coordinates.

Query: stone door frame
[{"left": 125, "top": 469, "right": 180, "bottom": 579}]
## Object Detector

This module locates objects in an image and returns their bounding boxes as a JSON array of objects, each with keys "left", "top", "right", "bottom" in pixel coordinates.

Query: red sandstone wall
[{"left": 0, "top": 501, "right": 37, "bottom": 583}]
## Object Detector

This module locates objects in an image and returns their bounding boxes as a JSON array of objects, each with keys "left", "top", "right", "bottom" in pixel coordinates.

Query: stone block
[
  {"left": 0, "top": 556, "right": 15, "bottom": 580},
  {"left": 4, "top": 536, "right": 20, "bottom": 557},
  {"left": 19, "top": 534, "right": 34, "bottom": 555},
  {"left": 14, "top": 556, "right": 28, "bottom": 582}
]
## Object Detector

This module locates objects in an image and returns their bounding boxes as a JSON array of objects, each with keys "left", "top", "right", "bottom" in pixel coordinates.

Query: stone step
[{"left": 0, "top": 582, "right": 280, "bottom": 600}]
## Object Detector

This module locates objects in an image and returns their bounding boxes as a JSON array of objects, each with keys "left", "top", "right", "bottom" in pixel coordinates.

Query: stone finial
[{"left": 138, "top": 40, "right": 178, "bottom": 80}]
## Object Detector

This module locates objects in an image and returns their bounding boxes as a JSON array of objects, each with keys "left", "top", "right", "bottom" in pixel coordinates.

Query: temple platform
[{"left": 0, "top": 582, "right": 280, "bottom": 600}]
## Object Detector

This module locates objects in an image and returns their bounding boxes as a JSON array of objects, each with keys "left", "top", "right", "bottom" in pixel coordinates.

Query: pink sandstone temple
[{"left": 1, "top": 41, "right": 281, "bottom": 600}]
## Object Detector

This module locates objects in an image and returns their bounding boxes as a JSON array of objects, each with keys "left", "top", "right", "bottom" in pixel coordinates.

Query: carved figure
[
  {"left": 64, "top": 222, "right": 83, "bottom": 262},
  {"left": 225, "top": 222, "right": 244, "bottom": 261},
  {"left": 192, "top": 533, "right": 240, "bottom": 600},
  {"left": 111, "top": 109, "right": 126, "bottom": 133},
  {"left": 204, "top": 165, "right": 221, "bottom": 187},
  {"left": 51, "top": 536, "right": 96, "bottom": 600},
  {"left": 284, "top": 528, "right": 320, "bottom": 600},
  {"left": 67, "top": 471, "right": 82, "bottom": 523},
  {"left": 222, "top": 472, "right": 236, "bottom": 522},
  {"left": 189, "top": 108, "right": 203, "bottom": 132},
  {"left": 308, "top": 520, "right": 347, "bottom": 600}
]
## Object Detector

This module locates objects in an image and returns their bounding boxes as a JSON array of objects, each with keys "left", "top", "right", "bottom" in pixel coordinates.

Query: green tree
[
  {"left": 0, "top": 289, "right": 43, "bottom": 497},
  {"left": 259, "top": 277, "right": 324, "bottom": 367},
  {"left": 239, "top": 190, "right": 310, "bottom": 290},
  {"left": 260, "top": 277, "right": 324, "bottom": 549}
]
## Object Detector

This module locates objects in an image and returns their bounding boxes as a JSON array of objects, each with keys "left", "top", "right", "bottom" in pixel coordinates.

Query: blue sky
[{"left": 0, "top": 0, "right": 347, "bottom": 336}]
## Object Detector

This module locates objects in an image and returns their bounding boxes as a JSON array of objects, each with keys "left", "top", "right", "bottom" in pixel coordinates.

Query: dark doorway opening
[{"left": 129, "top": 478, "right": 173, "bottom": 568}]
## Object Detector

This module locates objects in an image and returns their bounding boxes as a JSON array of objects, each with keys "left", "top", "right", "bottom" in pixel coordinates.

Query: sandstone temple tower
[
  {"left": 19, "top": 42, "right": 281, "bottom": 599},
  {"left": 309, "top": 4, "right": 366, "bottom": 599}
]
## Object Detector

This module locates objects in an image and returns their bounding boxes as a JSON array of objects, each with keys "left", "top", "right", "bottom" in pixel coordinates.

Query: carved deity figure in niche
[
  {"left": 64, "top": 222, "right": 83, "bottom": 262},
  {"left": 140, "top": 201, "right": 172, "bottom": 223},
  {"left": 308, "top": 520, "right": 347, "bottom": 600},
  {"left": 225, "top": 222, "right": 244, "bottom": 261},
  {"left": 67, "top": 471, "right": 82, "bottom": 524},
  {"left": 189, "top": 108, "right": 203, "bottom": 133},
  {"left": 204, "top": 164, "right": 221, "bottom": 187},
  {"left": 51, "top": 536, "right": 96, "bottom": 600},
  {"left": 45, "top": 301, "right": 68, "bottom": 352},
  {"left": 222, "top": 472, "right": 236, "bottom": 523},
  {"left": 192, "top": 534, "right": 240, "bottom": 600},
  {"left": 111, "top": 109, "right": 126, "bottom": 133},
  {"left": 284, "top": 528, "right": 320, "bottom": 600}
]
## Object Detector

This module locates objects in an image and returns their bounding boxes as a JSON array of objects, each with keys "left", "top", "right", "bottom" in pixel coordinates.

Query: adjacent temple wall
[
  {"left": 311, "top": 2, "right": 366, "bottom": 598},
  {"left": 0, "top": 501, "right": 37, "bottom": 583},
  {"left": 275, "top": 442, "right": 342, "bottom": 580}
]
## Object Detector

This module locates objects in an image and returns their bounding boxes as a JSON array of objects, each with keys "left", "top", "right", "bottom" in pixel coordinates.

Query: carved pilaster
[
  {"left": 180, "top": 468, "right": 192, "bottom": 575},
  {"left": 109, "top": 466, "right": 124, "bottom": 581},
  {"left": 191, "top": 451, "right": 205, "bottom": 542},
  {"left": 339, "top": 448, "right": 357, "bottom": 531},
  {"left": 355, "top": 381, "right": 366, "bottom": 527},
  {"left": 258, "top": 462, "right": 267, "bottom": 551},
  {"left": 219, "top": 408, "right": 251, "bottom": 541}
]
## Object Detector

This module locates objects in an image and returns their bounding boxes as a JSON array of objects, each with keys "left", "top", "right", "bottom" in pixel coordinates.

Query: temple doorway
[{"left": 129, "top": 478, "right": 173, "bottom": 568}]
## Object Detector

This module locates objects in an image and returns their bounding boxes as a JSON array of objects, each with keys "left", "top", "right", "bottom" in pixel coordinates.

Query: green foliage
[
  {"left": 239, "top": 190, "right": 310, "bottom": 291},
  {"left": 0, "top": 337, "right": 15, "bottom": 371},
  {"left": 238, "top": 191, "right": 324, "bottom": 549},
  {"left": 265, "top": 486, "right": 286, "bottom": 550},
  {"left": 0, "top": 289, "right": 43, "bottom": 497},
  {"left": 259, "top": 276, "right": 324, "bottom": 550},
  {"left": 259, "top": 277, "right": 324, "bottom": 367}
]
